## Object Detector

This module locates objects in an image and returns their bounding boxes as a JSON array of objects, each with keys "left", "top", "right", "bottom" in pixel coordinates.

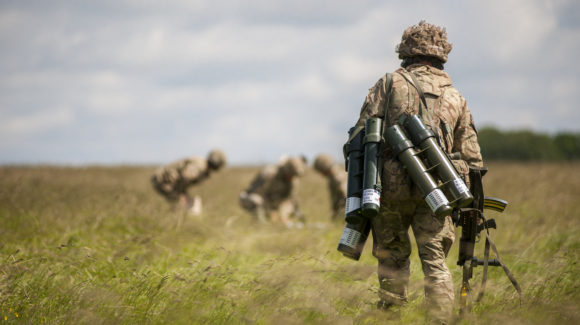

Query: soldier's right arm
[{"left": 355, "top": 73, "right": 414, "bottom": 130}]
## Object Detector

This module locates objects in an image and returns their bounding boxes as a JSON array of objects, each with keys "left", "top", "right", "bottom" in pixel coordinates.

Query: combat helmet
[
  {"left": 280, "top": 156, "right": 306, "bottom": 178},
  {"left": 313, "top": 154, "right": 334, "bottom": 175},
  {"left": 396, "top": 20, "right": 452, "bottom": 63},
  {"left": 207, "top": 149, "right": 226, "bottom": 170}
]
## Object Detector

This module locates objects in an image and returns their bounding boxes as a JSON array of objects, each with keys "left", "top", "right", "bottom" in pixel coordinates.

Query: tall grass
[{"left": 0, "top": 163, "right": 579, "bottom": 324}]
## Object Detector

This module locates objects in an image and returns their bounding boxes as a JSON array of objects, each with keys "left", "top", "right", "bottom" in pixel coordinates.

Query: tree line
[{"left": 477, "top": 127, "right": 580, "bottom": 161}]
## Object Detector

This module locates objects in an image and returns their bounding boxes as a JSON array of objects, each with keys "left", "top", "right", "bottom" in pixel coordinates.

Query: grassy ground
[{"left": 0, "top": 162, "right": 579, "bottom": 324}]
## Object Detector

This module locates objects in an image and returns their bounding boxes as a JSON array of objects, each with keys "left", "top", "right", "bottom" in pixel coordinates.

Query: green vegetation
[
  {"left": 1, "top": 163, "right": 579, "bottom": 324},
  {"left": 479, "top": 128, "right": 580, "bottom": 161}
]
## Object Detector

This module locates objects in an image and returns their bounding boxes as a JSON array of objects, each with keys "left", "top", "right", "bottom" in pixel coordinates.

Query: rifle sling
[
  {"left": 478, "top": 230, "right": 491, "bottom": 301},
  {"left": 476, "top": 227, "right": 522, "bottom": 304}
]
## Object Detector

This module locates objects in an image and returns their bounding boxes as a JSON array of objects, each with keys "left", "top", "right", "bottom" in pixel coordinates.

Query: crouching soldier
[
  {"left": 313, "top": 153, "right": 347, "bottom": 221},
  {"left": 239, "top": 156, "right": 306, "bottom": 228},
  {"left": 151, "top": 149, "right": 226, "bottom": 215}
]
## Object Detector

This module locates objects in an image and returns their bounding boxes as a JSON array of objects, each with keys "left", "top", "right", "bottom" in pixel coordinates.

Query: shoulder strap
[
  {"left": 397, "top": 70, "right": 428, "bottom": 118},
  {"left": 375, "top": 73, "right": 393, "bottom": 191},
  {"left": 382, "top": 73, "right": 394, "bottom": 123}
]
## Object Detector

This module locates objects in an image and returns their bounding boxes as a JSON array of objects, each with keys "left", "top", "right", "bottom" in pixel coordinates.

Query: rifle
[{"left": 455, "top": 166, "right": 522, "bottom": 315}]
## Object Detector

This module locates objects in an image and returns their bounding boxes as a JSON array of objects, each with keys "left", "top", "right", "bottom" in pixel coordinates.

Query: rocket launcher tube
[
  {"left": 337, "top": 218, "right": 371, "bottom": 261},
  {"left": 403, "top": 115, "right": 473, "bottom": 208},
  {"left": 361, "top": 117, "right": 382, "bottom": 218},
  {"left": 338, "top": 127, "right": 371, "bottom": 261},
  {"left": 385, "top": 125, "right": 453, "bottom": 218},
  {"left": 344, "top": 127, "right": 365, "bottom": 224}
]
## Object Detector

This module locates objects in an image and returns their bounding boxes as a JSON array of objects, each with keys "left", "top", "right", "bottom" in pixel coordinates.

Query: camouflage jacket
[
  {"left": 245, "top": 164, "right": 299, "bottom": 209},
  {"left": 152, "top": 156, "right": 210, "bottom": 194},
  {"left": 355, "top": 64, "right": 483, "bottom": 200}
]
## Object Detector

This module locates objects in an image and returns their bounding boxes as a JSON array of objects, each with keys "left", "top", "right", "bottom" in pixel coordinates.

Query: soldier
[
  {"left": 151, "top": 149, "right": 226, "bottom": 215},
  {"left": 313, "top": 154, "right": 347, "bottom": 221},
  {"left": 239, "top": 156, "right": 307, "bottom": 228},
  {"left": 351, "top": 21, "right": 483, "bottom": 323}
]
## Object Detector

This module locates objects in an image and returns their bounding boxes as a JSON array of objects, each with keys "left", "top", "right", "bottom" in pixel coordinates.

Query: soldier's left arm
[{"left": 452, "top": 98, "right": 483, "bottom": 168}]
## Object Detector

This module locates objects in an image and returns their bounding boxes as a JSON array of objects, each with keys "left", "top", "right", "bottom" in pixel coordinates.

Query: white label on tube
[
  {"left": 345, "top": 197, "right": 361, "bottom": 215},
  {"left": 453, "top": 179, "right": 469, "bottom": 194},
  {"left": 362, "top": 189, "right": 381, "bottom": 206},
  {"left": 340, "top": 227, "right": 362, "bottom": 248},
  {"left": 425, "top": 189, "right": 449, "bottom": 212}
]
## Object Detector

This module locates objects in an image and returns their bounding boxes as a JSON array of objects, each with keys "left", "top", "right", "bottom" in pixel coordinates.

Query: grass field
[{"left": 1, "top": 162, "right": 579, "bottom": 324}]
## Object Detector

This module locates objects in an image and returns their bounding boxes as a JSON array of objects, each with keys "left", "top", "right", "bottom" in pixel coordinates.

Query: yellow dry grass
[{"left": 0, "top": 162, "right": 578, "bottom": 324}]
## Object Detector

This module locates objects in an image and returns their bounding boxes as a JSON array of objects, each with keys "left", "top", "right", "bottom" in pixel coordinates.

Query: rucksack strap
[
  {"left": 407, "top": 72, "right": 428, "bottom": 118},
  {"left": 397, "top": 70, "right": 428, "bottom": 119}
]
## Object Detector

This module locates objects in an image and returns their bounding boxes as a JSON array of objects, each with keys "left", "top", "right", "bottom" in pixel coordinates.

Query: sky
[{"left": 1, "top": 0, "right": 579, "bottom": 166}]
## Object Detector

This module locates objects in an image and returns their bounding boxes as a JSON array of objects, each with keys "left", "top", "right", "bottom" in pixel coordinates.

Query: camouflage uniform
[
  {"left": 313, "top": 154, "right": 347, "bottom": 220},
  {"left": 239, "top": 156, "right": 306, "bottom": 227},
  {"left": 353, "top": 21, "right": 483, "bottom": 322},
  {"left": 151, "top": 149, "right": 226, "bottom": 213}
]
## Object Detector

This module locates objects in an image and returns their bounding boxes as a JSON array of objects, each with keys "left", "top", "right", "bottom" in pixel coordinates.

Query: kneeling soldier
[{"left": 239, "top": 156, "right": 306, "bottom": 228}]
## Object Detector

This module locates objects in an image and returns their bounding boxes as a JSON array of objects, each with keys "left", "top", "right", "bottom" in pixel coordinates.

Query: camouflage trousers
[{"left": 371, "top": 200, "right": 455, "bottom": 322}]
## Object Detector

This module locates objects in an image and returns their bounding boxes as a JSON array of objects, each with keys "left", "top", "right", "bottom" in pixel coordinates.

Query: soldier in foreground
[
  {"left": 151, "top": 149, "right": 226, "bottom": 215},
  {"left": 239, "top": 156, "right": 306, "bottom": 228},
  {"left": 313, "top": 154, "right": 347, "bottom": 221},
  {"left": 349, "top": 21, "right": 483, "bottom": 323}
]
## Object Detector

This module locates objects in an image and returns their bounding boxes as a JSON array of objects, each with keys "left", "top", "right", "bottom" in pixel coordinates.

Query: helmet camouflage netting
[{"left": 396, "top": 20, "right": 453, "bottom": 63}]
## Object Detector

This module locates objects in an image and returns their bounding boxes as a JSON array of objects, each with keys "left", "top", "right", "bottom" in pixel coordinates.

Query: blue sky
[{"left": 1, "top": 0, "right": 579, "bottom": 165}]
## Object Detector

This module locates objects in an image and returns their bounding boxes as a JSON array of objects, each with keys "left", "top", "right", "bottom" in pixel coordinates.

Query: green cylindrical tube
[
  {"left": 361, "top": 117, "right": 382, "bottom": 218},
  {"left": 385, "top": 124, "right": 453, "bottom": 218},
  {"left": 344, "top": 127, "right": 365, "bottom": 224},
  {"left": 403, "top": 115, "right": 473, "bottom": 208},
  {"left": 337, "top": 218, "right": 371, "bottom": 261}
]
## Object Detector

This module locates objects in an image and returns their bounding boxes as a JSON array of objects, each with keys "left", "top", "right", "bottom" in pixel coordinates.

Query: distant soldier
[
  {"left": 239, "top": 156, "right": 306, "bottom": 228},
  {"left": 151, "top": 149, "right": 226, "bottom": 215},
  {"left": 313, "top": 154, "right": 347, "bottom": 221}
]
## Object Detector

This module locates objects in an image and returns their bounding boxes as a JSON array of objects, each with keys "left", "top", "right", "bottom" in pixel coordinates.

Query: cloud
[
  {"left": 468, "top": 0, "right": 557, "bottom": 63},
  {"left": 0, "top": 106, "right": 73, "bottom": 137}
]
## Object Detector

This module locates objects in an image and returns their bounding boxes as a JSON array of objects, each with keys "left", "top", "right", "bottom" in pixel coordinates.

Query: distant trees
[{"left": 477, "top": 127, "right": 580, "bottom": 161}]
